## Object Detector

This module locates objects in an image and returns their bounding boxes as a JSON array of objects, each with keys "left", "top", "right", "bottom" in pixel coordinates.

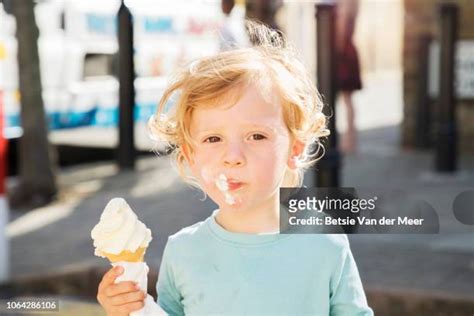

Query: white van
[{"left": 0, "top": 0, "right": 225, "bottom": 137}]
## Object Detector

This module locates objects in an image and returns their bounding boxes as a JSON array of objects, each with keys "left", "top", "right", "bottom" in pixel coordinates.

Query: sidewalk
[
  {"left": 3, "top": 128, "right": 473, "bottom": 314},
  {"left": 1, "top": 71, "right": 473, "bottom": 315}
]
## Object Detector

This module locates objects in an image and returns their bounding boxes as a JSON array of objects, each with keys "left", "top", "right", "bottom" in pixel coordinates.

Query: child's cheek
[
  {"left": 199, "top": 165, "right": 221, "bottom": 194},
  {"left": 258, "top": 137, "right": 290, "bottom": 163},
  {"left": 200, "top": 166, "right": 214, "bottom": 184},
  {"left": 199, "top": 167, "right": 226, "bottom": 205}
]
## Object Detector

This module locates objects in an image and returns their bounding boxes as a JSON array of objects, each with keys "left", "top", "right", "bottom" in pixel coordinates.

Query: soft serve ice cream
[{"left": 91, "top": 198, "right": 152, "bottom": 262}]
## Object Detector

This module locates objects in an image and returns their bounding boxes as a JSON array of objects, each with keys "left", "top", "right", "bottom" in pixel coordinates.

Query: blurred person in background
[
  {"left": 245, "top": 0, "right": 283, "bottom": 32},
  {"left": 336, "top": 0, "right": 362, "bottom": 153},
  {"left": 245, "top": 0, "right": 283, "bottom": 45},
  {"left": 219, "top": 0, "right": 250, "bottom": 51}
]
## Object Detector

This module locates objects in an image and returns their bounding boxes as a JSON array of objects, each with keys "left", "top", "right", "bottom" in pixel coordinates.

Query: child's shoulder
[
  {"left": 314, "top": 233, "right": 350, "bottom": 248},
  {"left": 165, "top": 218, "right": 210, "bottom": 249},
  {"left": 288, "top": 234, "right": 351, "bottom": 265},
  {"left": 295, "top": 234, "right": 350, "bottom": 256}
]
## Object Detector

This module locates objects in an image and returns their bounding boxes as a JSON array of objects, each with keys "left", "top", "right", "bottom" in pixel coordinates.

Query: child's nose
[{"left": 222, "top": 142, "right": 245, "bottom": 167}]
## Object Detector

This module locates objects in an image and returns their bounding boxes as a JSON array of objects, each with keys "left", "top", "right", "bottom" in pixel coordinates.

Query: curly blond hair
[{"left": 148, "top": 22, "right": 329, "bottom": 190}]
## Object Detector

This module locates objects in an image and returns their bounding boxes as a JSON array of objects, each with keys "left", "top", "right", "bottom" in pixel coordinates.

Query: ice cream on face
[
  {"left": 215, "top": 174, "right": 236, "bottom": 205},
  {"left": 91, "top": 198, "right": 152, "bottom": 259},
  {"left": 216, "top": 174, "right": 229, "bottom": 191}
]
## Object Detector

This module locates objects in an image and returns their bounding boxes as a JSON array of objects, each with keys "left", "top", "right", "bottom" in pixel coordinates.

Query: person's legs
[{"left": 340, "top": 91, "right": 357, "bottom": 153}]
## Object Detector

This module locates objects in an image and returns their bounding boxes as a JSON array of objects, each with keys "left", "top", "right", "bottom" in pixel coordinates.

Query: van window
[{"left": 83, "top": 53, "right": 117, "bottom": 79}]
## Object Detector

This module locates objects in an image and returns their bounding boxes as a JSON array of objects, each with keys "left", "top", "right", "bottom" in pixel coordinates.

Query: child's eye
[
  {"left": 204, "top": 136, "right": 221, "bottom": 143},
  {"left": 250, "top": 133, "right": 267, "bottom": 141}
]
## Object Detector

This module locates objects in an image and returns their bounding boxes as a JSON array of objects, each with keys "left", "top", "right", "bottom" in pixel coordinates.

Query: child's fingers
[
  {"left": 99, "top": 266, "right": 123, "bottom": 292},
  {"left": 112, "top": 300, "right": 145, "bottom": 315},
  {"left": 110, "top": 290, "right": 146, "bottom": 306},
  {"left": 105, "top": 281, "right": 139, "bottom": 297}
]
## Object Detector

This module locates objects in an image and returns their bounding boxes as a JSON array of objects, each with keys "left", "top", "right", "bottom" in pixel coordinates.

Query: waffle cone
[{"left": 104, "top": 247, "right": 147, "bottom": 263}]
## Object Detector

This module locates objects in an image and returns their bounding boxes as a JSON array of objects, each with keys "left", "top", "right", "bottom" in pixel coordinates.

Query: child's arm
[
  {"left": 156, "top": 237, "right": 185, "bottom": 316},
  {"left": 329, "top": 236, "right": 374, "bottom": 316}
]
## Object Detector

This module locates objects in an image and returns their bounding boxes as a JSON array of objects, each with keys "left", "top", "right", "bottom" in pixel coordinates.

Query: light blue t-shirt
[{"left": 156, "top": 210, "right": 373, "bottom": 316}]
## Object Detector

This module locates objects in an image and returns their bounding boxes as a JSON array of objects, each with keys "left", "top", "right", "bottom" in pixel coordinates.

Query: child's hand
[{"left": 97, "top": 266, "right": 146, "bottom": 316}]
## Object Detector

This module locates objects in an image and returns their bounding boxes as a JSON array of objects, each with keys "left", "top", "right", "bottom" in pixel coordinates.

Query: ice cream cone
[
  {"left": 104, "top": 247, "right": 147, "bottom": 263},
  {"left": 92, "top": 198, "right": 152, "bottom": 263}
]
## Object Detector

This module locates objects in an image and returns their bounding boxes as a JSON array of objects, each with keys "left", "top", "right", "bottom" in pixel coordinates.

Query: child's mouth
[
  {"left": 215, "top": 174, "right": 245, "bottom": 205},
  {"left": 227, "top": 182, "right": 244, "bottom": 191}
]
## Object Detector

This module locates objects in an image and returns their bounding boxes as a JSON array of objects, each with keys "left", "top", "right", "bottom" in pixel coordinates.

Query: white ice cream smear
[{"left": 215, "top": 174, "right": 236, "bottom": 205}]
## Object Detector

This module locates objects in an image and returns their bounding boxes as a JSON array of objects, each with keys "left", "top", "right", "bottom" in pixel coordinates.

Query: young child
[{"left": 97, "top": 23, "right": 373, "bottom": 316}]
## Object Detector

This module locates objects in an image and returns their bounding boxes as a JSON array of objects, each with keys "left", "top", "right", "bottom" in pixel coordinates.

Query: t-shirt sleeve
[
  {"left": 156, "top": 238, "right": 185, "bottom": 316},
  {"left": 329, "top": 236, "right": 374, "bottom": 316}
]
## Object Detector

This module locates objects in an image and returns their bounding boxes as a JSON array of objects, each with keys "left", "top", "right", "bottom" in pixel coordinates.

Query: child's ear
[
  {"left": 287, "top": 139, "right": 305, "bottom": 170},
  {"left": 181, "top": 143, "right": 194, "bottom": 166}
]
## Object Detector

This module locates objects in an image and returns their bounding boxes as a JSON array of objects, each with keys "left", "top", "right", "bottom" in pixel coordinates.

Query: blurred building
[{"left": 402, "top": 0, "right": 474, "bottom": 152}]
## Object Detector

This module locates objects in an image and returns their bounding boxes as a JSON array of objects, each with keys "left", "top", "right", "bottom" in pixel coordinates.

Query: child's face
[{"left": 185, "top": 84, "right": 303, "bottom": 212}]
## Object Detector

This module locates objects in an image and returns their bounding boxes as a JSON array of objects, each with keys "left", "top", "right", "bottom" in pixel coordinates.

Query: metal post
[
  {"left": 118, "top": 0, "right": 135, "bottom": 170},
  {"left": 415, "top": 35, "right": 432, "bottom": 148},
  {"left": 315, "top": 3, "right": 340, "bottom": 187},
  {"left": 435, "top": 3, "right": 458, "bottom": 172}
]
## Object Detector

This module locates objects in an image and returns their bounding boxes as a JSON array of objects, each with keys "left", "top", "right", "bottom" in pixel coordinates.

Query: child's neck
[{"left": 215, "top": 199, "right": 280, "bottom": 234}]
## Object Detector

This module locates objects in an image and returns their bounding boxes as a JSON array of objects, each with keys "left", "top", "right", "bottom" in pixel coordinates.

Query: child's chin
[{"left": 220, "top": 197, "right": 244, "bottom": 209}]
